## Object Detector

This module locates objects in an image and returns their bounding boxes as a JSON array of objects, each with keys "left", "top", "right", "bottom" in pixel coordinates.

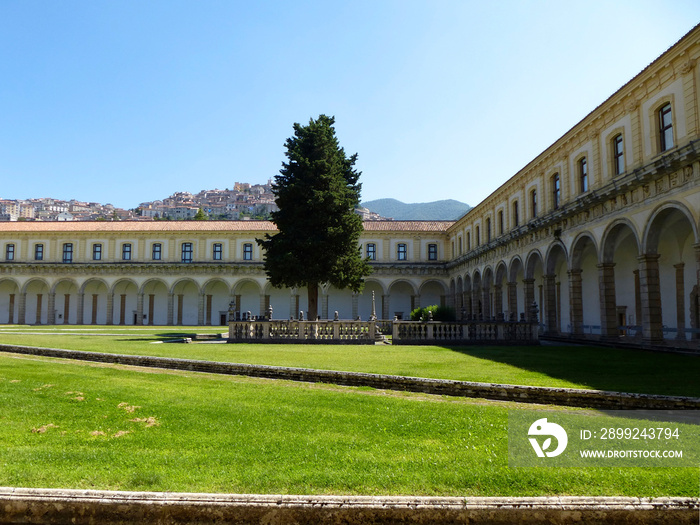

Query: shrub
[{"left": 409, "top": 305, "right": 456, "bottom": 322}]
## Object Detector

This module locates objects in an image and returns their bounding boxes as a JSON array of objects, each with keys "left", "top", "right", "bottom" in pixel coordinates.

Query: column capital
[{"left": 637, "top": 253, "right": 661, "bottom": 263}]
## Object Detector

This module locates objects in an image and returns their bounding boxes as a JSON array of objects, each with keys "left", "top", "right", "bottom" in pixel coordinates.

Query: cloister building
[{"left": 1, "top": 24, "right": 699, "bottom": 349}]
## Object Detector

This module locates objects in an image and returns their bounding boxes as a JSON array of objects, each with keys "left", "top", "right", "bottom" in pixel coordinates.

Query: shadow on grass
[{"left": 444, "top": 344, "right": 700, "bottom": 398}]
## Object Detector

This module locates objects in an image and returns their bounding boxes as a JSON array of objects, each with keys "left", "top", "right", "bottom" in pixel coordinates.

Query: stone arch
[
  {"left": 263, "top": 283, "right": 293, "bottom": 320},
  {"left": 81, "top": 278, "right": 110, "bottom": 325},
  {"left": 419, "top": 279, "right": 447, "bottom": 310},
  {"left": 570, "top": 233, "right": 601, "bottom": 336},
  {"left": 140, "top": 278, "right": 169, "bottom": 326},
  {"left": 51, "top": 278, "right": 80, "bottom": 324},
  {"left": 21, "top": 278, "right": 50, "bottom": 325},
  {"left": 463, "top": 273, "right": 473, "bottom": 318},
  {"left": 524, "top": 250, "right": 545, "bottom": 324},
  {"left": 472, "top": 270, "right": 483, "bottom": 319},
  {"left": 171, "top": 278, "right": 201, "bottom": 325},
  {"left": 0, "top": 277, "right": 21, "bottom": 324},
  {"left": 455, "top": 276, "right": 464, "bottom": 317},
  {"left": 493, "top": 261, "right": 508, "bottom": 319},
  {"left": 202, "top": 278, "right": 232, "bottom": 326},
  {"left": 111, "top": 278, "right": 140, "bottom": 325},
  {"left": 508, "top": 256, "right": 525, "bottom": 321},
  {"left": 543, "top": 242, "right": 568, "bottom": 334},
  {"left": 358, "top": 279, "right": 387, "bottom": 320},
  {"left": 232, "top": 279, "right": 263, "bottom": 320},
  {"left": 388, "top": 279, "right": 417, "bottom": 320},
  {"left": 641, "top": 202, "right": 698, "bottom": 341},
  {"left": 601, "top": 219, "right": 641, "bottom": 264}
]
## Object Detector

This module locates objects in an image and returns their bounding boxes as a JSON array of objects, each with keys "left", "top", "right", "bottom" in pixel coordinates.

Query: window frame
[
  {"left": 34, "top": 243, "right": 44, "bottom": 261},
  {"left": 366, "top": 243, "right": 376, "bottom": 261},
  {"left": 243, "top": 243, "right": 253, "bottom": 261},
  {"left": 122, "top": 243, "right": 132, "bottom": 261},
  {"left": 152, "top": 243, "right": 162, "bottom": 261},
  {"left": 579, "top": 157, "right": 588, "bottom": 193},
  {"left": 659, "top": 103, "right": 674, "bottom": 152},
  {"left": 427, "top": 243, "right": 438, "bottom": 261},
  {"left": 530, "top": 189, "right": 537, "bottom": 218},
  {"left": 397, "top": 243, "right": 407, "bottom": 261},
  {"left": 513, "top": 200, "right": 519, "bottom": 227},
  {"left": 5, "top": 243, "right": 15, "bottom": 261},
  {"left": 212, "top": 242, "right": 223, "bottom": 261},
  {"left": 181, "top": 242, "right": 193, "bottom": 263},
  {"left": 62, "top": 243, "right": 73, "bottom": 264},
  {"left": 613, "top": 134, "right": 624, "bottom": 175},
  {"left": 92, "top": 243, "right": 102, "bottom": 261},
  {"left": 552, "top": 173, "right": 560, "bottom": 209}
]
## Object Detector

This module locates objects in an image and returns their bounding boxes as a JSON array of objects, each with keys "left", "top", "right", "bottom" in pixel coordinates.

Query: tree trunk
[{"left": 307, "top": 283, "right": 319, "bottom": 321}]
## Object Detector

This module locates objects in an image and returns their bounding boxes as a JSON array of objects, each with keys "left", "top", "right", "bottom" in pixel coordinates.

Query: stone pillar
[
  {"left": 674, "top": 263, "right": 686, "bottom": 340},
  {"left": 411, "top": 295, "right": 419, "bottom": 311},
  {"left": 148, "top": 294, "right": 155, "bottom": 326},
  {"left": 543, "top": 275, "right": 557, "bottom": 334},
  {"left": 493, "top": 284, "right": 503, "bottom": 319},
  {"left": 471, "top": 289, "right": 480, "bottom": 319},
  {"left": 119, "top": 294, "right": 127, "bottom": 325},
  {"left": 166, "top": 293, "right": 174, "bottom": 326},
  {"left": 633, "top": 270, "right": 642, "bottom": 334},
  {"left": 205, "top": 294, "right": 213, "bottom": 325},
  {"left": 106, "top": 293, "right": 114, "bottom": 325},
  {"left": 291, "top": 294, "right": 299, "bottom": 320},
  {"left": 555, "top": 281, "right": 561, "bottom": 332},
  {"left": 18, "top": 292, "right": 26, "bottom": 325},
  {"left": 258, "top": 294, "right": 266, "bottom": 319},
  {"left": 506, "top": 282, "right": 517, "bottom": 321},
  {"left": 92, "top": 294, "right": 99, "bottom": 325},
  {"left": 63, "top": 294, "right": 70, "bottom": 325},
  {"left": 382, "top": 295, "right": 390, "bottom": 320},
  {"left": 77, "top": 292, "right": 84, "bottom": 325},
  {"left": 177, "top": 294, "right": 184, "bottom": 325},
  {"left": 351, "top": 293, "right": 359, "bottom": 320},
  {"left": 8, "top": 294, "right": 15, "bottom": 324},
  {"left": 136, "top": 293, "right": 144, "bottom": 326},
  {"left": 321, "top": 293, "right": 329, "bottom": 320},
  {"left": 481, "top": 288, "right": 490, "bottom": 320},
  {"left": 568, "top": 269, "right": 583, "bottom": 335},
  {"left": 47, "top": 292, "right": 55, "bottom": 325},
  {"left": 598, "top": 263, "right": 618, "bottom": 339},
  {"left": 523, "top": 279, "right": 535, "bottom": 322},
  {"left": 638, "top": 254, "right": 663, "bottom": 345},
  {"left": 197, "top": 293, "right": 205, "bottom": 326}
]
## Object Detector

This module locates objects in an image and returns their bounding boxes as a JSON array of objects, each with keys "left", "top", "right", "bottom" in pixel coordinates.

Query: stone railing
[
  {"left": 392, "top": 320, "right": 539, "bottom": 345},
  {"left": 228, "top": 320, "right": 376, "bottom": 344}
]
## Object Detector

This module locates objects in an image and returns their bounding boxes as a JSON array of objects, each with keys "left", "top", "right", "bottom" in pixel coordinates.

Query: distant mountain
[{"left": 361, "top": 198, "right": 470, "bottom": 221}]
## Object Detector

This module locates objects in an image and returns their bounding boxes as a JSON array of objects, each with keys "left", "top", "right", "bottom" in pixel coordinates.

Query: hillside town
[{"left": 0, "top": 180, "right": 386, "bottom": 222}]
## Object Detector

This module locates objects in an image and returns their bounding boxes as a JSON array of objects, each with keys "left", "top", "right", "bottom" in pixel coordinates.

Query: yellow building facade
[{"left": 1, "top": 24, "right": 699, "bottom": 348}]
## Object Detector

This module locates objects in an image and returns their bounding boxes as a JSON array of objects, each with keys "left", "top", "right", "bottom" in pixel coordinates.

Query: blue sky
[{"left": 1, "top": 1, "right": 698, "bottom": 209}]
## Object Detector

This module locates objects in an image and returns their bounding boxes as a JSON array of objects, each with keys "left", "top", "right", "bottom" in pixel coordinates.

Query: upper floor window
[
  {"left": 552, "top": 173, "right": 560, "bottom": 209},
  {"left": 152, "top": 243, "right": 162, "bottom": 261},
  {"left": 5, "top": 244, "right": 15, "bottom": 261},
  {"left": 486, "top": 218, "right": 491, "bottom": 243},
  {"left": 466, "top": 232, "right": 471, "bottom": 251},
  {"left": 397, "top": 243, "right": 407, "bottom": 261},
  {"left": 613, "top": 134, "right": 624, "bottom": 175},
  {"left": 122, "top": 243, "right": 132, "bottom": 261},
  {"left": 659, "top": 103, "right": 673, "bottom": 152},
  {"left": 530, "top": 190, "right": 537, "bottom": 218},
  {"left": 458, "top": 236, "right": 462, "bottom": 254},
  {"left": 513, "top": 201, "right": 519, "bottom": 227},
  {"left": 476, "top": 226, "right": 480, "bottom": 246},
  {"left": 62, "top": 243, "right": 73, "bottom": 264},
  {"left": 92, "top": 243, "right": 102, "bottom": 261},
  {"left": 498, "top": 210, "right": 504, "bottom": 235},
  {"left": 34, "top": 244, "right": 44, "bottom": 261},
  {"left": 579, "top": 158, "right": 588, "bottom": 193},
  {"left": 181, "top": 242, "right": 193, "bottom": 263},
  {"left": 428, "top": 243, "right": 438, "bottom": 261},
  {"left": 213, "top": 243, "right": 223, "bottom": 261},
  {"left": 366, "top": 243, "right": 376, "bottom": 260},
  {"left": 243, "top": 243, "right": 253, "bottom": 261}
]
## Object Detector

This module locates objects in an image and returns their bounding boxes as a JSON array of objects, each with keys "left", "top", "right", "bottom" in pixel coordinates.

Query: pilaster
[
  {"left": 638, "top": 254, "right": 663, "bottom": 344},
  {"left": 598, "top": 263, "right": 618, "bottom": 339}
]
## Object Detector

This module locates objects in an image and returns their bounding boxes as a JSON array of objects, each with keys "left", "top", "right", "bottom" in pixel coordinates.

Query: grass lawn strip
[
  {"left": 0, "top": 353, "right": 697, "bottom": 497},
  {"left": 0, "top": 326, "right": 698, "bottom": 397}
]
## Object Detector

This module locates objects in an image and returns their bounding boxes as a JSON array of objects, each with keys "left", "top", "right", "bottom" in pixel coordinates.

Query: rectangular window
[
  {"left": 62, "top": 243, "right": 73, "bottom": 264},
  {"left": 513, "top": 201, "right": 519, "bottom": 227},
  {"left": 5, "top": 244, "right": 15, "bottom": 261},
  {"left": 476, "top": 226, "right": 480, "bottom": 246},
  {"left": 531, "top": 190, "right": 537, "bottom": 218},
  {"left": 243, "top": 243, "right": 253, "bottom": 261},
  {"left": 34, "top": 244, "right": 44, "bottom": 261},
  {"left": 579, "top": 158, "right": 588, "bottom": 193},
  {"left": 397, "top": 243, "right": 407, "bottom": 260},
  {"left": 366, "top": 243, "right": 376, "bottom": 260},
  {"left": 486, "top": 218, "right": 491, "bottom": 242},
  {"left": 92, "top": 243, "right": 102, "bottom": 261},
  {"left": 428, "top": 243, "right": 437, "bottom": 261},
  {"left": 122, "top": 243, "right": 132, "bottom": 261},
  {"left": 659, "top": 103, "right": 673, "bottom": 152},
  {"left": 498, "top": 211, "right": 504, "bottom": 235},
  {"left": 152, "top": 243, "right": 162, "bottom": 261},
  {"left": 552, "top": 173, "right": 560, "bottom": 209},
  {"left": 466, "top": 232, "right": 471, "bottom": 251},
  {"left": 213, "top": 243, "right": 223, "bottom": 260},
  {"left": 613, "top": 134, "right": 624, "bottom": 175},
  {"left": 181, "top": 242, "right": 193, "bottom": 263},
  {"left": 458, "top": 237, "right": 462, "bottom": 254}
]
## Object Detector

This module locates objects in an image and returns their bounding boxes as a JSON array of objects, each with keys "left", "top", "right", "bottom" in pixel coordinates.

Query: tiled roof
[{"left": 0, "top": 219, "right": 454, "bottom": 234}]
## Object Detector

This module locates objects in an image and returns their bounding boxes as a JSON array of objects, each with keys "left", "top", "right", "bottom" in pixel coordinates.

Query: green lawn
[
  {"left": 0, "top": 353, "right": 696, "bottom": 496},
  {"left": 1, "top": 326, "right": 699, "bottom": 397}
]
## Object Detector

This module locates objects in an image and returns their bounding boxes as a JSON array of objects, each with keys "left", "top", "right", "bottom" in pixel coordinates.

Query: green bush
[{"left": 409, "top": 305, "right": 456, "bottom": 322}]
